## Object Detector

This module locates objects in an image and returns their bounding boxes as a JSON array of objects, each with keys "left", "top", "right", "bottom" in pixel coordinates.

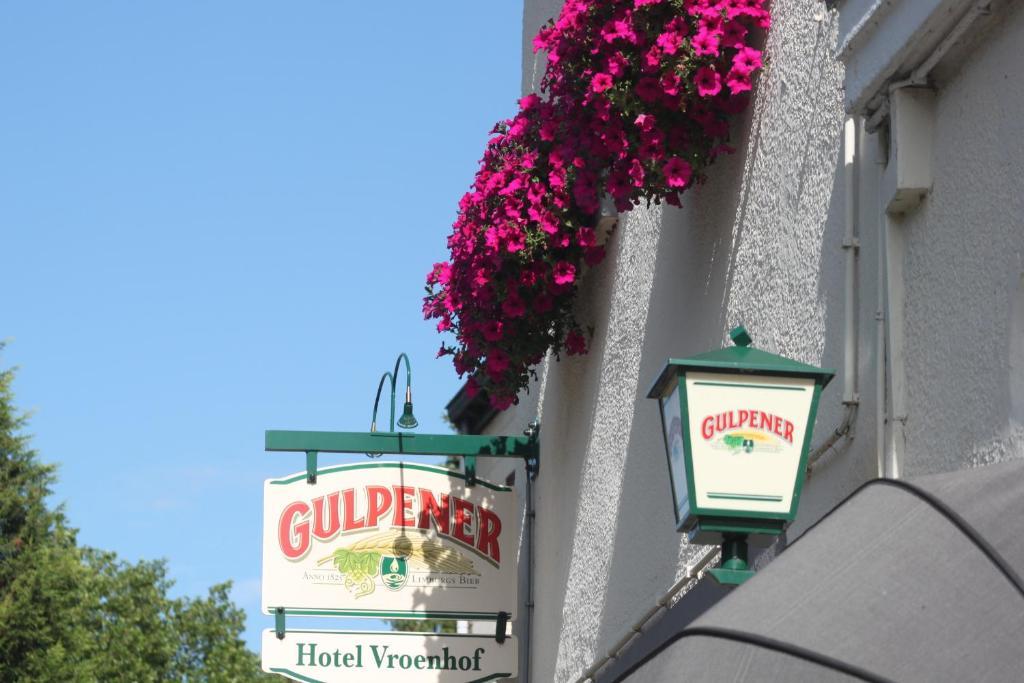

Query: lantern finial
[{"left": 729, "top": 325, "right": 752, "bottom": 347}]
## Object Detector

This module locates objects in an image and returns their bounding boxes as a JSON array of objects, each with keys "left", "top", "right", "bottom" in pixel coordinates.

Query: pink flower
[
  {"left": 635, "top": 77, "right": 661, "bottom": 103},
  {"left": 427, "top": 261, "right": 451, "bottom": 286},
  {"left": 607, "top": 53, "right": 629, "bottom": 77},
  {"left": 732, "top": 47, "right": 763, "bottom": 76},
  {"left": 635, "top": 0, "right": 662, "bottom": 6},
  {"left": 488, "top": 348, "right": 510, "bottom": 375},
  {"left": 502, "top": 294, "right": 526, "bottom": 318},
  {"left": 482, "top": 320, "right": 504, "bottom": 342},
  {"left": 578, "top": 226, "right": 597, "bottom": 247},
  {"left": 634, "top": 113, "right": 657, "bottom": 132},
  {"left": 629, "top": 158, "right": 646, "bottom": 187},
  {"left": 506, "top": 228, "right": 526, "bottom": 253},
  {"left": 691, "top": 29, "right": 719, "bottom": 57},
  {"left": 591, "top": 72, "right": 614, "bottom": 93},
  {"left": 656, "top": 31, "right": 682, "bottom": 55},
  {"left": 565, "top": 330, "right": 587, "bottom": 355},
  {"left": 519, "top": 93, "right": 540, "bottom": 110},
  {"left": 540, "top": 120, "right": 557, "bottom": 141},
  {"left": 721, "top": 21, "right": 748, "bottom": 48},
  {"left": 553, "top": 261, "right": 577, "bottom": 286},
  {"left": 694, "top": 65, "right": 722, "bottom": 97},
  {"left": 642, "top": 44, "right": 662, "bottom": 72},
  {"left": 659, "top": 70, "right": 681, "bottom": 96},
  {"left": 663, "top": 157, "right": 693, "bottom": 188},
  {"left": 726, "top": 68, "right": 752, "bottom": 95}
]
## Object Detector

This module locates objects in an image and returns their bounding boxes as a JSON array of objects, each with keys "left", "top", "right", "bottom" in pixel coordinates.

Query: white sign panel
[
  {"left": 262, "top": 462, "right": 518, "bottom": 620},
  {"left": 685, "top": 372, "right": 814, "bottom": 514},
  {"left": 261, "top": 630, "right": 517, "bottom": 682}
]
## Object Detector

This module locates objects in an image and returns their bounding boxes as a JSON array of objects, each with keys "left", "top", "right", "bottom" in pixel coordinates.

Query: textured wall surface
[{"left": 898, "top": 0, "right": 1024, "bottom": 475}]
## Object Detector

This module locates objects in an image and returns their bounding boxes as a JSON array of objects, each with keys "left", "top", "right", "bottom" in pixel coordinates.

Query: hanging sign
[
  {"left": 261, "top": 629, "right": 517, "bottom": 682},
  {"left": 262, "top": 462, "right": 518, "bottom": 620}
]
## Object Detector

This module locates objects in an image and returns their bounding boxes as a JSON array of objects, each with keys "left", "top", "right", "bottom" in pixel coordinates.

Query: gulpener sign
[{"left": 262, "top": 462, "right": 519, "bottom": 621}]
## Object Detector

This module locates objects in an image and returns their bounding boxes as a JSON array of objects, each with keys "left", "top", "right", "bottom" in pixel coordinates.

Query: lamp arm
[
  {"left": 392, "top": 353, "right": 413, "bottom": 426},
  {"left": 371, "top": 371, "right": 396, "bottom": 432}
]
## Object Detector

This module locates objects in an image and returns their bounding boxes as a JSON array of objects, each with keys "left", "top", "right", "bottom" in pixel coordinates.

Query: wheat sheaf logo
[{"left": 316, "top": 529, "right": 479, "bottom": 598}]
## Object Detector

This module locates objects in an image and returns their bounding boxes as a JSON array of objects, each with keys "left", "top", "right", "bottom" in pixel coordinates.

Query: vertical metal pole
[{"left": 521, "top": 461, "right": 535, "bottom": 683}]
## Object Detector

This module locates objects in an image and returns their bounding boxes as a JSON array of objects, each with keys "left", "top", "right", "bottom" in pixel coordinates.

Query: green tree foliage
[{"left": 0, "top": 355, "right": 271, "bottom": 681}]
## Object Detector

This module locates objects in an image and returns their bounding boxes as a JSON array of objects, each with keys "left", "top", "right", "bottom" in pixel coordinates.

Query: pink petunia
[
  {"left": 629, "top": 158, "right": 646, "bottom": 187},
  {"left": 660, "top": 70, "right": 681, "bottom": 96},
  {"left": 502, "top": 294, "right": 526, "bottom": 318},
  {"left": 591, "top": 72, "right": 614, "bottom": 93},
  {"left": 691, "top": 29, "right": 720, "bottom": 57},
  {"left": 732, "top": 47, "right": 763, "bottom": 76},
  {"left": 565, "top": 330, "right": 587, "bottom": 355},
  {"left": 482, "top": 320, "right": 504, "bottom": 342},
  {"left": 607, "top": 53, "right": 629, "bottom": 77},
  {"left": 642, "top": 44, "right": 662, "bottom": 72},
  {"left": 488, "top": 348, "right": 510, "bottom": 375},
  {"left": 427, "top": 261, "right": 451, "bottom": 286},
  {"left": 721, "top": 21, "right": 748, "bottom": 48},
  {"left": 663, "top": 157, "right": 693, "bottom": 188},
  {"left": 656, "top": 31, "right": 683, "bottom": 55},
  {"left": 578, "top": 226, "right": 597, "bottom": 247},
  {"left": 694, "top": 65, "right": 722, "bottom": 97},
  {"left": 634, "top": 113, "right": 657, "bottom": 132},
  {"left": 635, "top": 77, "right": 661, "bottom": 103},
  {"left": 553, "top": 261, "right": 577, "bottom": 286},
  {"left": 506, "top": 228, "right": 526, "bottom": 253},
  {"left": 726, "top": 68, "right": 752, "bottom": 95}
]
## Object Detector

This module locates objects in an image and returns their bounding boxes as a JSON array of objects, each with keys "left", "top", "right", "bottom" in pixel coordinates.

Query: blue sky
[{"left": 0, "top": 1, "right": 522, "bottom": 650}]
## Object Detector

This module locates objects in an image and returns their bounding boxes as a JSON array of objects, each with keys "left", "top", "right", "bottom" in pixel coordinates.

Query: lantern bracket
[
  {"left": 708, "top": 533, "right": 755, "bottom": 586},
  {"left": 495, "top": 610, "right": 509, "bottom": 643},
  {"left": 275, "top": 607, "right": 286, "bottom": 640},
  {"left": 305, "top": 451, "right": 318, "bottom": 485}
]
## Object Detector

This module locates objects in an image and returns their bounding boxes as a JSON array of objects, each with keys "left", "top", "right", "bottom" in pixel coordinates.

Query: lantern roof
[{"left": 647, "top": 327, "right": 836, "bottom": 399}]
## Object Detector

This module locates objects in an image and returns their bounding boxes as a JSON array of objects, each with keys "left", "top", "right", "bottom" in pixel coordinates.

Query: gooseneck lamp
[{"left": 367, "top": 353, "right": 418, "bottom": 458}]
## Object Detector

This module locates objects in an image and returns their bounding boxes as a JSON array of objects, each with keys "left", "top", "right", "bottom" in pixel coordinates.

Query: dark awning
[{"left": 611, "top": 458, "right": 1024, "bottom": 682}]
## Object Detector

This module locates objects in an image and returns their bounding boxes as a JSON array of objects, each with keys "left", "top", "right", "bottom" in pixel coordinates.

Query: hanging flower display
[{"left": 425, "top": 0, "right": 770, "bottom": 409}]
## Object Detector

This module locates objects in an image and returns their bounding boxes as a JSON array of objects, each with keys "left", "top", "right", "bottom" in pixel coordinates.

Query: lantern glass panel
[
  {"left": 659, "top": 381, "right": 689, "bottom": 524},
  {"left": 684, "top": 371, "right": 814, "bottom": 518}
]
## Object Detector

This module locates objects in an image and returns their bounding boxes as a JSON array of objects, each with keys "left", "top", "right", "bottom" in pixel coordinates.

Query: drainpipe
[{"left": 879, "top": 86, "right": 935, "bottom": 478}]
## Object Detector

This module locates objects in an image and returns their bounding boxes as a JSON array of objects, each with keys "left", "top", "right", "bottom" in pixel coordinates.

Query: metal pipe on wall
[{"left": 807, "top": 116, "right": 861, "bottom": 475}]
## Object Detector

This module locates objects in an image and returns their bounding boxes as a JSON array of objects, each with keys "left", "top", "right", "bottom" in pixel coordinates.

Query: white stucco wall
[
  {"left": 894, "top": 0, "right": 1024, "bottom": 474},
  {"left": 465, "top": 1, "right": 1024, "bottom": 681}
]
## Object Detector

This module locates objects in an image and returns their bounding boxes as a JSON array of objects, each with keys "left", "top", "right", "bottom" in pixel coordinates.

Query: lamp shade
[{"left": 648, "top": 328, "right": 835, "bottom": 544}]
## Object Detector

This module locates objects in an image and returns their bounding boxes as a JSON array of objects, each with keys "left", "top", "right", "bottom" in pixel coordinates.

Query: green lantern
[{"left": 647, "top": 326, "right": 835, "bottom": 585}]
